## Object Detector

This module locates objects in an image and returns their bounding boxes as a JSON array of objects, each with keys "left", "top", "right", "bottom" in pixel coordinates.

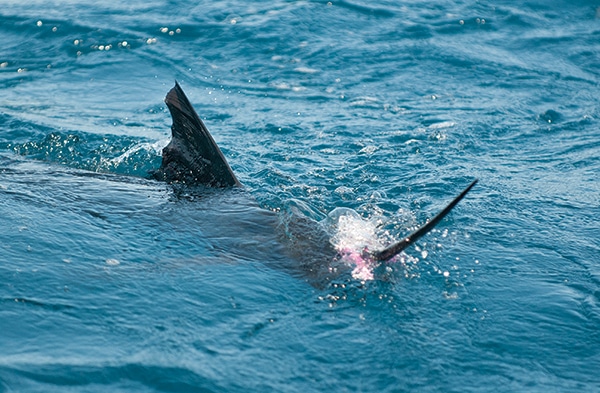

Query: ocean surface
[{"left": 1, "top": 0, "right": 599, "bottom": 391}]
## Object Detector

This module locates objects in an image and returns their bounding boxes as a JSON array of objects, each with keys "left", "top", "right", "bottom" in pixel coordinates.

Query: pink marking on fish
[
  {"left": 338, "top": 247, "right": 375, "bottom": 281},
  {"left": 337, "top": 245, "right": 405, "bottom": 281}
]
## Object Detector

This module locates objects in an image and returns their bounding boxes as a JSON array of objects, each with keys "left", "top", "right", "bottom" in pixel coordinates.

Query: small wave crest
[{"left": 7, "top": 131, "right": 165, "bottom": 177}]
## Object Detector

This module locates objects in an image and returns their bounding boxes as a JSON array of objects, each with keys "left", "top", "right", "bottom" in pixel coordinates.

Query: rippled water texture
[{"left": 1, "top": 1, "right": 599, "bottom": 392}]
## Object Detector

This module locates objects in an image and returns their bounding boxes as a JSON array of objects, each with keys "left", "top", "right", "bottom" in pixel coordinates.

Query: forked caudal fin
[
  {"left": 372, "top": 179, "right": 478, "bottom": 262},
  {"left": 152, "top": 81, "right": 241, "bottom": 187}
]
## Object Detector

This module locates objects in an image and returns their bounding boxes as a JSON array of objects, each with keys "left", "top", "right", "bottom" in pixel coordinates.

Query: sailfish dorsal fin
[{"left": 153, "top": 82, "right": 240, "bottom": 187}]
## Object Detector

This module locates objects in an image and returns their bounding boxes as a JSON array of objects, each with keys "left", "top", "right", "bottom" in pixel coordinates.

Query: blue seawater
[{"left": 1, "top": 1, "right": 599, "bottom": 391}]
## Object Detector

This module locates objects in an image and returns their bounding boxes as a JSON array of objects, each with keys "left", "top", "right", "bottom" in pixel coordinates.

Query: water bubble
[{"left": 540, "top": 109, "right": 561, "bottom": 124}]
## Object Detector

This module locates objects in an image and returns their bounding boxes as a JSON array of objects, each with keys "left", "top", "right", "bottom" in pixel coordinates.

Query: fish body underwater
[{"left": 148, "top": 82, "right": 477, "bottom": 287}]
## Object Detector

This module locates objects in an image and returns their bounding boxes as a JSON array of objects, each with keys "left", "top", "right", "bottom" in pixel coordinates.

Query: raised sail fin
[{"left": 153, "top": 81, "right": 240, "bottom": 187}]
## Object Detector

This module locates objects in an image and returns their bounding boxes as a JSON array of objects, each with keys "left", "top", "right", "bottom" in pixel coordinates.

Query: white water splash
[
  {"left": 109, "top": 139, "right": 167, "bottom": 165},
  {"left": 326, "top": 208, "right": 385, "bottom": 281}
]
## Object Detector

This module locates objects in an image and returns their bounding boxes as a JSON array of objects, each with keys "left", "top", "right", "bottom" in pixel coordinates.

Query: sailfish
[{"left": 152, "top": 82, "right": 477, "bottom": 284}]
